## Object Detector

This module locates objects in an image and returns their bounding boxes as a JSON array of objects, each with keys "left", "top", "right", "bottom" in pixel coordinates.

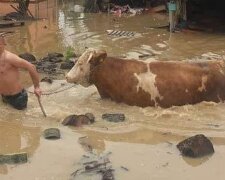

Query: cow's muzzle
[{"left": 65, "top": 74, "right": 74, "bottom": 83}]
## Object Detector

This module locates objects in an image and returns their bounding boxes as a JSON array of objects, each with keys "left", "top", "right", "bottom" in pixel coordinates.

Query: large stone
[
  {"left": 43, "top": 128, "right": 61, "bottom": 140},
  {"left": 60, "top": 61, "right": 74, "bottom": 70},
  {"left": 0, "top": 152, "right": 28, "bottom": 164},
  {"left": 19, "top": 53, "right": 36, "bottom": 62},
  {"left": 62, "top": 113, "right": 95, "bottom": 127},
  {"left": 102, "top": 113, "right": 125, "bottom": 122},
  {"left": 177, "top": 134, "right": 214, "bottom": 158}
]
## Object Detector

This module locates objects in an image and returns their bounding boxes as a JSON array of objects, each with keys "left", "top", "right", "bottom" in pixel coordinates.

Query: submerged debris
[
  {"left": 18, "top": 52, "right": 75, "bottom": 78},
  {"left": 0, "top": 152, "right": 28, "bottom": 164},
  {"left": 78, "top": 136, "right": 93, "bottom": 152},
  {"left": 41, "top": 77, "right": 53, "bottom": 84},
  {"left": 60, "top": 61, "right": 75, "bottom": 70},
  {"left": 43, "top": 128, "right": 61, "bottom": 140},
  {"left": 107, "top": 30, "right": 135, "bottom": 37},
  {"left": 70, "top": 152, "right": 114, "bottom": 180},
  {"left": 102, "top": 113, "right": 125, "bottom": 122}
]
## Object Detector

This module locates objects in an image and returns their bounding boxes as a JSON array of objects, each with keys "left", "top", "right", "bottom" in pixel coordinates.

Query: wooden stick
[
  {"left": 37, "top": 96, "right": 47, "bottom": 117},
  {"left": 27, "top": 7, "right": 34, "bottom": 19},
  {"left": 10, "top": 4, "right": 23, "bottom": 14}
]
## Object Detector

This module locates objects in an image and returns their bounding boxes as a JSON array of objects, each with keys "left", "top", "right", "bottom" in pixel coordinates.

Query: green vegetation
[{"left": 65, "top": 46, "right": 74, "bottom": 61}]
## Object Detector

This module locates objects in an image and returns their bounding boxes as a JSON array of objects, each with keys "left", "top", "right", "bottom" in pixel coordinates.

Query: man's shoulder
[
  {"left": 5, "top": 50, "right": 21, "bottom": 64},
  {"left": 5, "top": 50, "right": 18, "bottom": 58}
]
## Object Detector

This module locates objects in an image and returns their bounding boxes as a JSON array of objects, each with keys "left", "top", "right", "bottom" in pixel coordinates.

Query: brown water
[{"left": 1, "top": 1, "right": 225, "bottom": 179}]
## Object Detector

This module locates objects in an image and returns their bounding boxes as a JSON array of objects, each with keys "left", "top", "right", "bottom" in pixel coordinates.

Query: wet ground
[{"left": 1, "top": 0, "right": 225, "bottom": 179}]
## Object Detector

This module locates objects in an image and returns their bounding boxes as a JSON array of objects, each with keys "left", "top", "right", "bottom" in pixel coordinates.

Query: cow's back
[
  {"left": 149, "top": 61, "right": 225, "bottom": 107},
  {"left": 90, "top": 58, "right": 225, "bottom": 107}
]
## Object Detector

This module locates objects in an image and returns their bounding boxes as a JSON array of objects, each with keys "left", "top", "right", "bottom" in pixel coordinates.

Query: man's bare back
[{"left": 0, "top": 50, "right": 23, "bottom": 95}]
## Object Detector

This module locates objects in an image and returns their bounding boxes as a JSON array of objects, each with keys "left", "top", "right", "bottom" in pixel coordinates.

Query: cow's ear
[{"left": 89, "top": 50, "right": 107, "bottom": 66}]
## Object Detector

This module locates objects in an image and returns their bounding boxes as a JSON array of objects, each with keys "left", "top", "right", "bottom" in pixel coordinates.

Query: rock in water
[
  {"left": 43, "top": 128, "right": 61, "bottom": 140},
  {"left": 62, "top": 114, "right": 95, "bottom": 127},
  {"left": 177, "top": 134, "right": 214, "bottom": 158},
  {"left": 102, "top": 113, "right": 125, "bottom": 122},
  {"left": 19, "top": 53, "right": 36, "bottom": 62},
  {"left": 0, "top": 152, "right": 28, "bottom": 164}
]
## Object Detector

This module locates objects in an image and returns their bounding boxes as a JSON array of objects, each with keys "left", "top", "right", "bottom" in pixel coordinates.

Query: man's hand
[{"left": 34, "top": 87, "right": 42, "bottom": 97}]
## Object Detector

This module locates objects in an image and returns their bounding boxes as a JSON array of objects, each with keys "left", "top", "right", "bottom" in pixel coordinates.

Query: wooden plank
[
  {"left": 0, "top": 0, "right": 47, "bottom": 4},
  {"left": 0, "top": 20, "right": 25, "bottom": 28}
]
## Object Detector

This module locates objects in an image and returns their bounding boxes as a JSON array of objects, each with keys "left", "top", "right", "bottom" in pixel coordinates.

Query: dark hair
[
  {"left": 0, "top": 35, "right": 6, "bottom": 45},
  {"left": 0, "top": 34, "right": 5, "bottom": 40}
]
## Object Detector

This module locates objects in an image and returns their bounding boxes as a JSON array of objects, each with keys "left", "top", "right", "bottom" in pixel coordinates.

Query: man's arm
[{"left": 7, "top": 52, "right": 42, "bottom": 97}]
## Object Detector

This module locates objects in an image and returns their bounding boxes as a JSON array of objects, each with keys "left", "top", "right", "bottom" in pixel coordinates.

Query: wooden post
[
  {"left": 35, "top": 0, "right": 37, "bottom": 18},
  {"left": 183, "top": 0, "right": 187, "bottom": 21},
  {"left": 169, "top": 10, "right": 174, "bottom": 32}
]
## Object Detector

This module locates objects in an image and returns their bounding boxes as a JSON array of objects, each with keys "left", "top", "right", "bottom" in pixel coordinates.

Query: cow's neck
[{"left": 89, "top": 62, "right": 103, "bottom": 85}]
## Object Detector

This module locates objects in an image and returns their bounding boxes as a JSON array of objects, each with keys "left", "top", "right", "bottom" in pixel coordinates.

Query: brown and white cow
[{"left": 66, "top": 49, "right": 225, "bottom": 108}]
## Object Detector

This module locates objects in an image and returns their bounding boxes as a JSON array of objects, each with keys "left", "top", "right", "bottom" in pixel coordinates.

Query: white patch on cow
[
  {"left": 156, "top": 43, "right": 167, "bottom": 48},
  {"left": 217, "top": 94, "right": 222, "bottom": 102},
  {"left": 198, "top": 75, "right": 208, "bottom": 92},
  {"left": 145, "top": 57, "right": 157, "bottom": 63},
  {"left": 185, "top": 89, "right": 189, "bottom": 93},
  {"left": 218, "top": 61, "right": 225, "bottom": 75},
  {"left": 201, "top": 52, "right": 222, "bottom": 60},
  {"left": 219, "top": 69, "right": 224, "bottom": 75},
  {"left": 134, "top": 64, "right": 163, "bottom": 105}
]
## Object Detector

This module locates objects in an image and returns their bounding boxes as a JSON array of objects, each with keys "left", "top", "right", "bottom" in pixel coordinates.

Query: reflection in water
[
  {"left": 0, "top": 121, "right": 40, "bottom": 175},
  {"left": 0, "top": 121, "right": 40, "bottom": 154},
  {"left": 182, "top": 155, "right": 212, "bottom": 167},
  {"left": 77, "top": 128, "right": 184, "bottom": 154}
]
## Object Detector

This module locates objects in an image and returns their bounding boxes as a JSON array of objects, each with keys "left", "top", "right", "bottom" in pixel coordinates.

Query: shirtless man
[{"left": 0, "top": 35, "right": 41, "bottom": 110}]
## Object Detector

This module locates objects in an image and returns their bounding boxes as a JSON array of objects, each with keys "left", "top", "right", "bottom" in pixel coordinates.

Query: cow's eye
[{"left": 78, "top": 62, "right": 82, "bottom": 66}]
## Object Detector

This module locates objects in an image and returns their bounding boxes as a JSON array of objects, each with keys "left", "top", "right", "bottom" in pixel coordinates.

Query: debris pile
[
  {"left": 70, "top": 151, "right": 115, "bottom": 180},
  {"left": 19, "top": 52, "right": 75, "bottom": 77},
  {"left": 83, "top": 0, "right": 167, "bottom": 15}
]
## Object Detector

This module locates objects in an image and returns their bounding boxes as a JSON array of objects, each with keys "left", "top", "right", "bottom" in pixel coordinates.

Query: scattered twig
[
  {"left": 71, "top": 168, "right": 82, "bottom": 177},
  {"left": 121, "top": 166, "right": 129, "bottom": 171}
]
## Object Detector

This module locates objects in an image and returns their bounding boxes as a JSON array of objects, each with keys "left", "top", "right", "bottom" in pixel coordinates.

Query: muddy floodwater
[{"left": 1, "top": 0, "right": 225, "bottom": 180}]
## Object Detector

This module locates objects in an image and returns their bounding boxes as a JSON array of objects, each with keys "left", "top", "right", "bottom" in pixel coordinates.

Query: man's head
[{"left": 0, "top": 35, "right": 6, "bottom": 53}]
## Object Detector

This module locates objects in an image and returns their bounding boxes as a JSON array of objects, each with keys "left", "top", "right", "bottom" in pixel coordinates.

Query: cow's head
[{"left": 66, "top": 48, "right": 107, "bottom": 87}]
